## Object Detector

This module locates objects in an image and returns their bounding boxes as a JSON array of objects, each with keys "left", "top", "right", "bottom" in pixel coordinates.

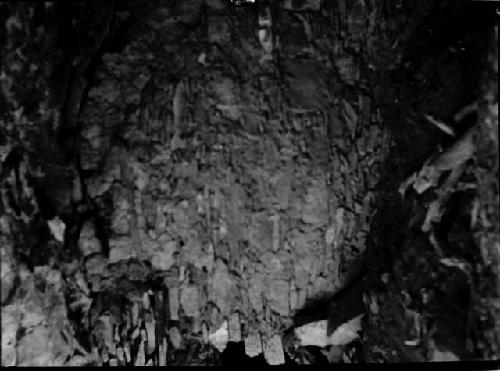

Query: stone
[
  {"left": 163, "top": 267, "right": 180, "bottom": 288},
  {"left": 180, "top": 285, "right": 200, "bottom": 318},
  {"left": 129, "top": 160, "right": 149, "bottom": 191},
  {"left": 151, "top": 237, "right": 177, "bottom": 271},
  {"left": 145, "top": 320, "right": 156, "bottom": 355},
  {"left": 0, "top": 237, "right": 16, "bottom": 303},
  {"left": 270, "top": 214, "right": 280, "bottom": 251},
  {"left": 325, "top": 345, "right": 344, "bottom": 363},
  {"left": 109, "top": 237, "right": 137, "bottom": 264},
  {"left": 86, "top": 174, "right": 113, "bottom": 199},
  {"left": 196, "top": 321, "right": 206, "bottom": 344},
  {"left": 116, "top": 347, "right": 124, "bottom": 364},
  {"left": 313, "top": 276, "right": 334, "bottom": 296},
  {"left": 169, "top": 287, "right": 180, "bottom": 320},
  {"left": 267, "top": 279, "right": 289, "bottom": 316},
  {"left": 16, "top": 325, "right": 71, "bottom": 366},
  {"left": 294, "top": 260, "right": 312, "bottom": 288},
  {"left": 74, "top": 270, "right": 90, "bottom": 296},
  {"left": 207, "top": 16, "right": 231, "bottom": 45},
  {"left": 325, "top": 224, "right": 336, "bottom": 246},
  {"left": 287, "top": 228, "right": 322, "bottom": 258},
  {"left": 248, "top": 276, "right": 264, "bottom": 313},
  {"left": 205, "top": 0, "right": 226, "bottom": 10},
  {"left": 283, "top": 0, "right": 320, "bottom": 11},
  {"left": 347, "top": 0, "right": 366, "bottom": 39},
  {"left": 341, "top": 99, "right": 358, "bottom": 139},
  {"left": 92, "top": 346, "right": 102, "bottom": 366},
  {"left": 176, "top": 0, "right": 202, "bottom": 24},
  {"left": 301, "top": 178, "right": 329, "bottom": 225},
  {"left": 296, "top": 289, "right": 307, "bottom": 310},
  {"left": 65, "top": 354, "right": 94, "bottom": 366},
  {"left": 131, "top": 326, "right": 140, "bottom": 341},
  {"left": 247, "top": 214, "right": 274, "bottom": 256},
  {"left": 284, "top": 61, "right": 328, "bottom": 110},
  {"left": 142, "top": 292, "right": 150, "bottom": 310},
  {"left": 78, "top": 221, "right": 102, "bottom": 256},
  {"left": 185, "top": 239, "right": 214, "bottom": 272},
  {"left": 131, "top": 302, "right": 139, "bottom": 326},
  {"left": 84, "top": 254, "right": 106, "bottom": 277},
  {"left": 327, "top": 314, "right": 363, "bottom": 346},
  {"left": 431, "top": 348, "right": 460, "bottom": 361},
  {"left": 134, "top": 341, "right": 145, "bottom": 366},
  {"left": 96, "top": 315, "right": 114, "bottom": 354},
  {"left": 1, "top": 304, "right": 19, "bottom": 366},
  {"left": 333, "top": 208, "right": 346, "bottom": 249},
  {"left": 124, "top": 342, "right": 131, "bottom": 363},
  {"left": 159, "top": 337, "right": 167, "bottom": 366},
  {"left": 209, "top": 320, "right": 229, "bottom": 353},
  {"left": 88, "top": 275, "right": 102, "bottom": 293},
  {"left": 47, "top": 216, "right": 65, "bottom": 243},
  {"left": 335, "top": 55, "right": 359, "bottom": 86},
  {"left": 170, "top": 327, "right": 182, "bottom": 349},
  {"left": 263, "top": 335, "right": 285, "bottom": 365},
  {"left": 295, "top": 320, "right": 329, "bottom": 347},
  {"left": 209, "top": 259, "right": 236, "bottom": 315},
  {"left": 216, "top": 104, "right": 241, "bottom": 121},
  {"left": 210, "top": 77, "right": 238, "bottom": 106},
  {"left": 245, "top": 332, "right": 263, "bottom": 358},
  {"left": 179, "top": 265, "right": 185, "bottom": 282},
  {"left": 290, "top": 280, "right": 298, "bottom": 311},
  {"left": 155, "top": 204, "right": 167, "bottom": 233},
  {"left": 228, "top": 312, "right": 241, "bottom": 342},
  {"left": 111, "top": 207, "right": 132, "bottom": 235}
]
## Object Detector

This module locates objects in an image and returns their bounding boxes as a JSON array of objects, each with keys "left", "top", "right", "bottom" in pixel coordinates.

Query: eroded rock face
[
  {"left": 1, "top": 0, "right": 497, "bottom": 367},
  {"left": 68, "top": 0, "right": 390, "bottom": 365}
]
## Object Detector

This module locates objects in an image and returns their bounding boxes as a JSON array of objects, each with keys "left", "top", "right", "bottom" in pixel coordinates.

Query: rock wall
[
  {"left": 1, "top": 0, "right": 497, "bottom": 366},
  {"left": 73, "top": 0, "right": 388, "bottom": 364}
]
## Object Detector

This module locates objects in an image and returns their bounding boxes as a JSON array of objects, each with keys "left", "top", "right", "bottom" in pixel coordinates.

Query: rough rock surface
[{"left": 1, "top": 0, "right": 498, "bottom": 366}]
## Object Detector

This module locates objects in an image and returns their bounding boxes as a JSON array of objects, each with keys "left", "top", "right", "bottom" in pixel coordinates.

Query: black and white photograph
[{"left": 0, "top": 0, "right": 498, "bottom": 366}]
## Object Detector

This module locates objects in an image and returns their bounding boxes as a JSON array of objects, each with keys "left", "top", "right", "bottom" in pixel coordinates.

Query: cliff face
[{"left": 1, "top": 1, "right": 497, "bottom": 366}]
